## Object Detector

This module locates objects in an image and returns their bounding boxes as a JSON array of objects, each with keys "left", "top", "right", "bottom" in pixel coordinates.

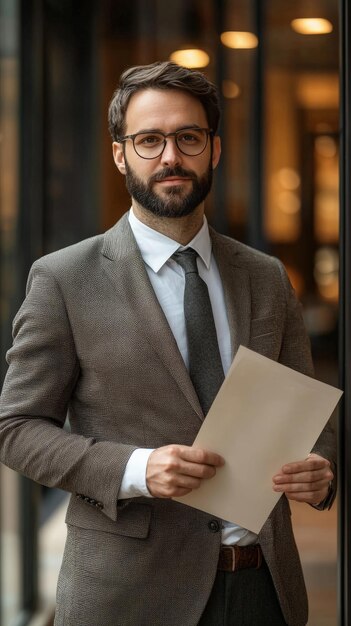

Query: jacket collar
[{"left": 101, "top": 214, "right": 251, "bottom": 418}]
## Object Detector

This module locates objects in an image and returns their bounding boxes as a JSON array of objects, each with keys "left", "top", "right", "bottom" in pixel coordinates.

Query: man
[{"left": 0, "top": 62, "right": 335, "bottom": 625}]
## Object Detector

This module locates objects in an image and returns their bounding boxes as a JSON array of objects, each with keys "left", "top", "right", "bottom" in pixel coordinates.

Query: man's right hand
[{"left": 146, "top": 445, "right": 224, "bottom": 498}]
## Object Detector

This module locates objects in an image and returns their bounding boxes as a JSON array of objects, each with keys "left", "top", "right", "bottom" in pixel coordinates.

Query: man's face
[{"left": 113, "top": 88, "right": 221, "bottom": 218}]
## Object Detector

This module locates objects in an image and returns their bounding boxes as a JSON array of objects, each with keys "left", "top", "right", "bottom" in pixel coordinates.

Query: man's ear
[
  {"left": 212, "top": 135, "right": 221, "bottom": 170},
  {"left": 112, "top": 142, "right": 126, "bottom": 175}
]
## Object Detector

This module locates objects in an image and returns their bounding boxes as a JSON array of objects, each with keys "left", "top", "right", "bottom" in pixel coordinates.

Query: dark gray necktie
[{"left": 173, "top": 248, "right": 225, "bottom": 415}]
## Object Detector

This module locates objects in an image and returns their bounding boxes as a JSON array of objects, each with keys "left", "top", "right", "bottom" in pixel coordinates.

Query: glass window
[
  {"left": 0, "top": 0, "right": 22, "bottom": 623},
  {"left": 262, "top": 2, "right": 339, "bottom": 623},
  {"left": 263, "top": 2, "right": 339, "bottom": 387}
]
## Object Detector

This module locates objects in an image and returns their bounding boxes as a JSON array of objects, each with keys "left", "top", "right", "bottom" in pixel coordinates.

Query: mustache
[{"left": 149, "top": 167, "right": 197, "bottom": 183}]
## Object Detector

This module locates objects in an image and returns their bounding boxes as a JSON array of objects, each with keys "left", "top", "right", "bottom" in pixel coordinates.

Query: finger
[
  {"left": 273, "top": 478, "right": 330, "bottom": 494},
  {"left": 146, "top": 446, "right": 220, "bottom": 498},
  {"left": 179, "top": 446, "right": 225, "bottom": 467},
  {"left": 152, "top": 446, "right": 223, "bottom": 474},
  {"left": 279, "top": 457, "right": 330, "bottom": 475},
  {"left": 163, "top": 473, "right": 203, "bottom": 491},
  {"left": 171, "top": 487, "right": 195, "bottom": 497},
  {"left": 154, "top": 457, "right": 217, "bottom": 480},
  {"left": 285, "top": 489, "right": 328, "bottom": 504},
  {"left": 146, "top": 472, "right": 196, "bottom": 498},
  {"left": 273, "top": 467, "right": 333, "bottom": 485},
  {"left": 147, "top": 469, "right": 213, "bottom": 498},
  {"left": 177, "top": 460, "right": 217, "bottom": 479}
]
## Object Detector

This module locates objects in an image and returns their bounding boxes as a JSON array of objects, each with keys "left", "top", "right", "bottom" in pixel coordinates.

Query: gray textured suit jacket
[{"left": 0, "top": 213, "right": 336, "bottom": 626}]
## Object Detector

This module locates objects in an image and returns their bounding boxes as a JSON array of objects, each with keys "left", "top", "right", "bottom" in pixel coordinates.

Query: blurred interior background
[{"left": 0, "top": 1, "right": 349, "bottom": 625}]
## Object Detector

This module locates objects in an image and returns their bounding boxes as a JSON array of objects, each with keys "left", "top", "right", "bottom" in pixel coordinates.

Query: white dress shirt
[{"left": 118, "top": 208, "right": 258, "bottom": 546}]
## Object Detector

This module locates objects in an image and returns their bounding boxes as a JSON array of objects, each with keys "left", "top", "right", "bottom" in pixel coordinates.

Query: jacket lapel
[
  {"left": 101, "top": 214, "right": 203, "bottom": 421},
  {"left": 211, "top": 229, "right": 251, "bottom": 361}
]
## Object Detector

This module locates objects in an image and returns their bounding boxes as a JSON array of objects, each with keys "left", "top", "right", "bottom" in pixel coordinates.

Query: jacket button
[{"left": 208, "top": 519, "right": 220, "bottom": 533}]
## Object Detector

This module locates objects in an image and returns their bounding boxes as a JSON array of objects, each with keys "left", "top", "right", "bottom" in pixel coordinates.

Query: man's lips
[{"left": 155, "top": 177, "right": 192, "bottom": 185}]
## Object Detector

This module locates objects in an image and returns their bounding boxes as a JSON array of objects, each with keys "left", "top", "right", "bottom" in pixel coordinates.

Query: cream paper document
[{"left": 175, "top": 346, "right": 342, "bottom": 534}]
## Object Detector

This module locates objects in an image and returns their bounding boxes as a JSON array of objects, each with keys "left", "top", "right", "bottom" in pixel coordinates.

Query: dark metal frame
[
  {"left": 248, "top": 0, "right": 266, "bottom": 252},
  {"left": 212, "top": 0, "right": 229, "bottom": 235},
  {"left": 339, "top": 0, "right": 351, "bottom": 623},
  {"left": 16, "top": 0, "right": 47, "bottom": 621}
]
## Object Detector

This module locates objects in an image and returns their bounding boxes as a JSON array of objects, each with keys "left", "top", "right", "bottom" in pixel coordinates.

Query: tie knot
[{"left": 172, "top": 248, "right": 199, "bottom": 274}]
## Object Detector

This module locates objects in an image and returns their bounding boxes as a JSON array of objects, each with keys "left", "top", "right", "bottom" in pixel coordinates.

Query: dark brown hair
[{"left": 108, "top": 61, "right": 220, "bottom": 140}]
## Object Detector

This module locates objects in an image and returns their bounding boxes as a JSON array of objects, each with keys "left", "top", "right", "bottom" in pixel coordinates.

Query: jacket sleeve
[
  {"left": 277, "top": 259, "right": 337, "bottom": 510},
  {"left": 0, "top": 260, "right": 137, "bottom": 521}
]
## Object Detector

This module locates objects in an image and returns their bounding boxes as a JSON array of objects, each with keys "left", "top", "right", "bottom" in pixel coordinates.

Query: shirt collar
[{"left": 128, "top": 208, "right": 212, "bottom": 273}]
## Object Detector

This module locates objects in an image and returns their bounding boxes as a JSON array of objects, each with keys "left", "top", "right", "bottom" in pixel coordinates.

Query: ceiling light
[
  {"left": 291, "top": 18, "right": 333, "bottom": 35},
  {"left": 169, "top": 49, "right": 210, "bottom": 68},
  {"left": 220, "top": 31, "right": 258, "bottom": 50}
]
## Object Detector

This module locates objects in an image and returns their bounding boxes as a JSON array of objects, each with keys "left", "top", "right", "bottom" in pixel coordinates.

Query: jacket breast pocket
[
  {"left": 249, "top": 315, "right": 281, "bottom": 358},
  {"left": 251, "top": 315, "right": 277, "bottom": 338}
]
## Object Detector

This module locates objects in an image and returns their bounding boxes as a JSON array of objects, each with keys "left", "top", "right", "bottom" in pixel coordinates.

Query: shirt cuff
[{"left": 118, "top": 448, "right": 155, "bottom": 499}]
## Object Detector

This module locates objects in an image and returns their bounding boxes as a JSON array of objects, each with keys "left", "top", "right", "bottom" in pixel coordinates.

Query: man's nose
[{"left": 160, "top": 137, "right": 183, "bottom": 166}]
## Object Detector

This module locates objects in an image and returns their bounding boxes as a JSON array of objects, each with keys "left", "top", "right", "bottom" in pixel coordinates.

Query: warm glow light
[
  {"left": 277, "top": 191, "right": 301, "bottom": 215},
  {"left": 291, "top": 18, "right": 333, "bottom": 35},
  {"left": 220, "top": 31, "right": 258, "bottom": 49},
  {"left": 222, "top": 79, "right": 241, "bottom": 99},
  {"left": 169, "top": 49, "right": 210, "bottom": 68},
  {"left": 278, "top": 168, "right": 301, "bottom": 191},
  {"left": 296, "top": 75, "right": 339, "bottom": 109},
  {"left": 314, "top": 248, "right": 339, "bottom": 302},
  {"left": 315, "top": 136, "right": 337, "bottom": 159}
]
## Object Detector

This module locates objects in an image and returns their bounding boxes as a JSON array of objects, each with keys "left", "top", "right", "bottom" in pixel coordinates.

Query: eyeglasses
[{"left": 117, "top": 127, "right": 213, "bottom": 159}]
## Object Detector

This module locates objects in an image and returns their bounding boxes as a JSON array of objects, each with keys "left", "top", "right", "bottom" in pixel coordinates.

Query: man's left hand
[{"left": 272, "top": 453, "right": 333, "bottom": 505}]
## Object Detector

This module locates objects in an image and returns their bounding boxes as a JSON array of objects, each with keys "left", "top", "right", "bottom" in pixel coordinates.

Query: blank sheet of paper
[{"left": 175, "top": 346, "right": 342, "bottom": 533}]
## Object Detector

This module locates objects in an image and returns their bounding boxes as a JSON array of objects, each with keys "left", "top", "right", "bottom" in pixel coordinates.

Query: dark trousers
[{"left": 198, "top": 561, "right": 287, "bottom": 626}]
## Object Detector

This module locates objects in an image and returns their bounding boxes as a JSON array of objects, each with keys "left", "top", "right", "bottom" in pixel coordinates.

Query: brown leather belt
[{"left": 217, "top": 545, "right": 263, "bottom": 572}]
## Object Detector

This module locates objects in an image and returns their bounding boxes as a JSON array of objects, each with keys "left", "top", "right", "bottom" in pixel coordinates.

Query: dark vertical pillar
[
  {"left": 248, "top": 0, "right": 266, "bottom": 252},
  {"left": 17, "top": 0, "right": 46, "bottom": 617},
  {"left": 338, "top": 0, "right": 351, "bottom": 623},
  {"left": 44, "top": 0, "right": 99, "bottom": 251},
  {"left": 19, "top": 0, "right": 45, "bottom": 291},
  {"left": 212, "top": 0, "right": 229, "bottom": 234}
]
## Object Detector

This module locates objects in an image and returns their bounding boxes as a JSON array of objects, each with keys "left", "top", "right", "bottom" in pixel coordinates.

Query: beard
[{"left": 124, "top": 159, "right": 213, "bottom": 218}]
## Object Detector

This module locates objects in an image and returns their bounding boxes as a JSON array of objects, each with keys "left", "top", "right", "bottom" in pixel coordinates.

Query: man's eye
[
  {"left": 178, "top": 132, "right": 201, "bottom": 144},
  {"left": 136, "top": 134, "right": 163, "bottom": 146}
]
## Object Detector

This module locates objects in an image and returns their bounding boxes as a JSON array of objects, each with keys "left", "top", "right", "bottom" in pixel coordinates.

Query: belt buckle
[{"left": 228, "top": 545, "right": 236, "bottom": 572}]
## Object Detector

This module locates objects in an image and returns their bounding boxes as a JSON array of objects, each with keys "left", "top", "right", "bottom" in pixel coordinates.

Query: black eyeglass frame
[{"left": 117, "top": 127, "right": 214, "bottom": 159}]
